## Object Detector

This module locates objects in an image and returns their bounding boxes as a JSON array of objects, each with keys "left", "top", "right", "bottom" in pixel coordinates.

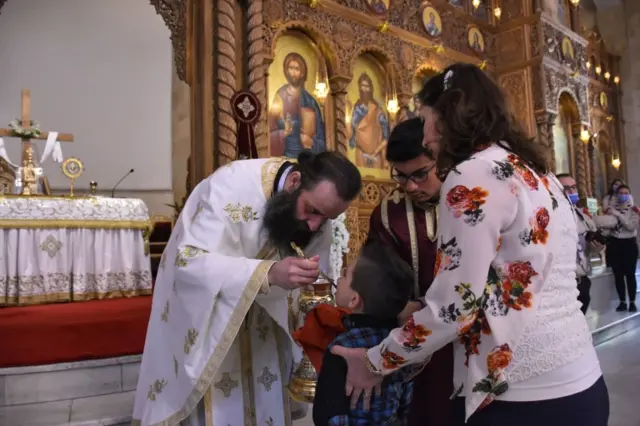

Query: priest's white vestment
[{"left": 132, "top": 157, "right": 332, "bottom": 426}]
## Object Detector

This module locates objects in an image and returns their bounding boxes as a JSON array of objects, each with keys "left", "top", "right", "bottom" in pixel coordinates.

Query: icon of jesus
[{"left": 268, "top": 52, "right": 326, "bottom": 158}]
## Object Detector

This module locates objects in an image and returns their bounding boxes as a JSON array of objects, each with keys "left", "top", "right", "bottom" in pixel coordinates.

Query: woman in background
[
  {"left": 606, "top": 184, "right": 639, "bottom": 312},
  {"left": 602, "top": 178, "right": 623, "bottom": 211},
  {"left": 330, "top": 63, "right": 609, "bottom": 426},
  {"left": 603, "top": 178, "right": 624, "bottom": 268}
]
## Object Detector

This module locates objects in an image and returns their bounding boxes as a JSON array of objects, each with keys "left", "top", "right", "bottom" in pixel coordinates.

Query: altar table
[{"left": 0, "top": 196, "right": 153, "bottom": 306}]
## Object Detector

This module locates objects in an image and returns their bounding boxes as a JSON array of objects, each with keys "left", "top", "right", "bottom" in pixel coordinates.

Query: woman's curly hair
[{"left": 418, "top": 63, "right": 549, "bottom": 180}]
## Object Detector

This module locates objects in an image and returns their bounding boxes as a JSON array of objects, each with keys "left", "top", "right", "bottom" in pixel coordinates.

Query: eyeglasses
[{"left": 391, "top": 164, "right": 436, "bottom": 185}]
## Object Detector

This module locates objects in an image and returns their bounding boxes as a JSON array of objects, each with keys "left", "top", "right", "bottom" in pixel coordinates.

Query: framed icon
[
  {"left": 422, "top": 5, "right": 442, "bottom": 38},
  {"left": 468, "top": 26, "right": 485, "bottom": 54},
  {"left": 364, "top": 0, "right": 390, "bottom": 17},
  {"left": 561, "top": 37, "right": 574, "bottom": 60},
  {"left": 599, "top": 92, "right": 608, "bottom": 109}
]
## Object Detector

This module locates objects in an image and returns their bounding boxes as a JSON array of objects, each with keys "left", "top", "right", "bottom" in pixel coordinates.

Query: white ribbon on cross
[
  {"left": 40, "top": 131, "right": 64, "bottom": 164},
  {"left": 0, "top": 131, "right": 64, "bottom": 169}
]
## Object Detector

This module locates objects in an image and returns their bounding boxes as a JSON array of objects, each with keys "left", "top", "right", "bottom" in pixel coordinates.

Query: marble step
[{"left": 0, "top": 356, "right": 140, "bottom": 426}]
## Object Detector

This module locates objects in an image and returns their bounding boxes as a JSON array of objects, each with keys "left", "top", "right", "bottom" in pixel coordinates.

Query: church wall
[
  {"left": 0, "top": 0, "right": 174, "bottom": 214},
  {"left": 593, "top": 4, "right": 626, "bottom": 55},
  {"left": 620, "top": 0, "right": 640, "bottom": 199},
  {"left": 172, "top": 57, "right": 192, "bottom": 209}
]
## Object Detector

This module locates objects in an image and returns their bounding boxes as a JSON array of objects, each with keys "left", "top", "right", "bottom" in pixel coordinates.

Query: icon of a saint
[
  {"left": 268, "top": 52, "right": 326, "bottom": 158},
  {"left": 424, "top": 10, "right": 441, "bottom": 37},
  {"left": 471, "top": 31, "right": 483, "bottom": 52},
  {"left": 368, "top": 0, "right": 388, "bottom": 15},
  {"left": 349, "top": 73, "right": 390, "bottom": 169}
]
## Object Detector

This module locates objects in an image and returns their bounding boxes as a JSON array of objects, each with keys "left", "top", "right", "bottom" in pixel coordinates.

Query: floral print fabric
[{"left": 366, "top": 145, "right": 576, "bottom": 420}]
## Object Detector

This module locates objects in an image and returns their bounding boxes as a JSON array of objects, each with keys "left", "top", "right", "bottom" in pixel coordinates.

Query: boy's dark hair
[
  {"left": 385, "top": 117, "right": 434, "bottom": 164},
  {"left": 418, "top": 63, "right": 549, "bottom": 181},
  {"left": 294, "top": 150, "right": 362, "bottom": 201},
  {"left": 555, "top": 173, "right": 572, "bottom": 180},
  {"left": 616, "top": 184, "right": 630, "bottom": 194},
  {"left": 350, "top": 239, "right": 414, "bottom": 318}
]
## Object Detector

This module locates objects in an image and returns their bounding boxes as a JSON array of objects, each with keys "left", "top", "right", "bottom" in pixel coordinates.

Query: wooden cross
[{"left": 0, "top": 89, "right": 74, "bottom": 166}]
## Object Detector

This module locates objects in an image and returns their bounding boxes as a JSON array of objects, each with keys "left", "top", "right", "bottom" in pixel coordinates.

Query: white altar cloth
[{"left": 0, "top": 196, "right": 153, "bottom": 306}]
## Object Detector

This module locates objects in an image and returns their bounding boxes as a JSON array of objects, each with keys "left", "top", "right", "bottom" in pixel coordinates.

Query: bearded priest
[
  {"left": 132, "top": 151, "right": 362, "bottom": 426},
  {"left": 367, "top": 117, "right": 454, "bottom": 426}
]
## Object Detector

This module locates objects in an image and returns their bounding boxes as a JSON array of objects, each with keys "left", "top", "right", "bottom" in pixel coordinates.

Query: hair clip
[{"left": 443, "top": 70, "right": 454, "bottom": 91}]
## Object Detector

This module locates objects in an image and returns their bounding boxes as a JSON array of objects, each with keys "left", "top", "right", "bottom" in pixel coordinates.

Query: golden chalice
[{"left": 288, "top": 281, "right": 335, "bottom": 404}]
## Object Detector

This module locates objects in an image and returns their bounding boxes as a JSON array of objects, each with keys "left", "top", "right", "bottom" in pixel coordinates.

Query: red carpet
[{"left": 0, "top": 296, "right": 152, "bottom": 368}]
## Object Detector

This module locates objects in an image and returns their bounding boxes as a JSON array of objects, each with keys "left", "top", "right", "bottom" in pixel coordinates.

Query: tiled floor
[
  {"left": 596, "top": 326, "right": 640, "bottom": 426},
  {"left": 294, "top": 327, "right": 640, "bottom": 426}
]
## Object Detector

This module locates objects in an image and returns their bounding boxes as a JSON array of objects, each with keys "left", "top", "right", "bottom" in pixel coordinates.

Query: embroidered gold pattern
[
  {"left": 214, "top": 372, "right": 239, "bottom": 397},
  {"left": 147, "top": 378, "right": 168, "bottom": 401},
  {"left": 255, "top": 307, "right": 270, "bottom": 341},
  {"left": 404, "top": 196, "right": 420, "bottom": 297},
  {"left": 173, "top": 355, "right": 179, "bottom": 378},
  {"left": 223, "top": 203, "right": 258, "bottom": 223},
  {"left": 1, "top": 270, "right": 152, "bottom": 307},
  {"left": 257, "top": 366, "right": 278, "bottom": 392},
  {"left": 40, "top": 235, "right": 63, "bottom": 258},
  {"left": 425, "top": 205, "right": 439, "bottom": 242},
  {"left": 159, "top": 252, "right": 167, "bottom": 270},
  {"left": 261, "top": 157, "right": 292, "bottom": 199},
  {"left": 130, "top": 257, "right": 274, "bottom": 426},
  {"left": 161, "top": 301, "right": 170, "bottom": 322},
  {"left": 183, "top": 328, "right": 199, "bottom": 354},
  {"left": 175, "top": 245, "right": 209, "bottom": 267}
]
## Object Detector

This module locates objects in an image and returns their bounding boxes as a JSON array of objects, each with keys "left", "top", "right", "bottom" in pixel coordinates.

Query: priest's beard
[{"left": 263, "top": 188, "right": 316, "bottom": 255}]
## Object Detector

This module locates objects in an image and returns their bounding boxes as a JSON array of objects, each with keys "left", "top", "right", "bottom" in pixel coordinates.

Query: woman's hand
[{"left": 330, "top": 346, "right": 383, "bottom": 410}]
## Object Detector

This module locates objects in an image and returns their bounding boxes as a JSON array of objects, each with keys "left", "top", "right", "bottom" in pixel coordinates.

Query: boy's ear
[{"left": 348, "top": 292, "right": 361, "bottom": 311}]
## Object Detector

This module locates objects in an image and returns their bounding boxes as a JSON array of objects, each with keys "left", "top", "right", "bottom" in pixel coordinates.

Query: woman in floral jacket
[{"left": 331, "top": 64, "right": 609, "bottom": 426}]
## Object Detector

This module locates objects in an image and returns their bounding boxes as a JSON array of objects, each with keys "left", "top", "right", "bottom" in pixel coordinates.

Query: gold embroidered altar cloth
[{"left": 0, "top": 196, "right": 153, "bottom": 306}]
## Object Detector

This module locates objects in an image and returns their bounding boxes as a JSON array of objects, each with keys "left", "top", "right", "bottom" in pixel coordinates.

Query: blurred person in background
[
  {"left": 602, "top": 178, "right": 623, "bottom": 268},
  {"left": 605, "top": 184, "right": 639, "bottom": 312},
  {"left": 557, "top": 173, "right": 605, "bottom": 314}
]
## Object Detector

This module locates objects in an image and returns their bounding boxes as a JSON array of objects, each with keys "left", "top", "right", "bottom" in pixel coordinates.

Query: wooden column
[
  {"left": 535, "top": 112, "right": 556, "bottom": 171},
  {"left": 214, "top": 0, "right": 240, "bottom": 166},
  {"left": 588, "top": 140, "right": 596, "bottom": 197},
  {"left": 573, "top": 129, "right": 588, "bottom": 197},
  {"left": 329, "top": 76, "right": 351, "bottom": 155},
  {"left": 247, "top": 0, "right": 269, "bottom": 158},
  {"left": 188, "top": 0, "right": 215, "bottom": 187}
]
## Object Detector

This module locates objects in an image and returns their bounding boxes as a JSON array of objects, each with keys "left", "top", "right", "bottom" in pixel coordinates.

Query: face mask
[
  {"left": 619, "top": 194, "right": 631, "bottom": 204},
  {"left": 568, "top": 193, "right": 580, "bottom": 205}
]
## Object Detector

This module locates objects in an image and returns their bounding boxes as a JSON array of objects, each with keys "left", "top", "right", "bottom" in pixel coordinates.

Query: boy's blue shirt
[{"left": 312, "top": 313, "right": 422, "bottom": 426}]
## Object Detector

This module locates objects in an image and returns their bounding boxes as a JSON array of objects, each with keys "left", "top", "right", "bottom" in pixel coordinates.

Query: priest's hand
[
  {"left": 268, "top": 255, "right": 320, "bottom": 290},
  {"left": 330, "top": 346, "right": 383, "bottom": 411},
  {"left": 398, "top": 301, "right": 423, "bottom": 326}
]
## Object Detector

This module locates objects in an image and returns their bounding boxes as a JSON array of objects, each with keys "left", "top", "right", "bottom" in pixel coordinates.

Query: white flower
[
  {"left": 8, "top": 119, "right": 41, "bottom": 138},
  {"left": 329, "top": 213, "right": 350, "bottom": 280}
]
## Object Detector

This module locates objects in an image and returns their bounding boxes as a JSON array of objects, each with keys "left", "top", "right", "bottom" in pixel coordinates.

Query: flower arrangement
[
  {"left": 329, "top": 212, "right": 350, "bottom": 280},
  {"left": 8, "top": 119, "right": 41, "bottom": 139}
]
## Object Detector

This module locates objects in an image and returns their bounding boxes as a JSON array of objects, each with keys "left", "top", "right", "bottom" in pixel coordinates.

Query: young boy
[{"left": 312, "top": 239, "right": 419, "bottom": 426}]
